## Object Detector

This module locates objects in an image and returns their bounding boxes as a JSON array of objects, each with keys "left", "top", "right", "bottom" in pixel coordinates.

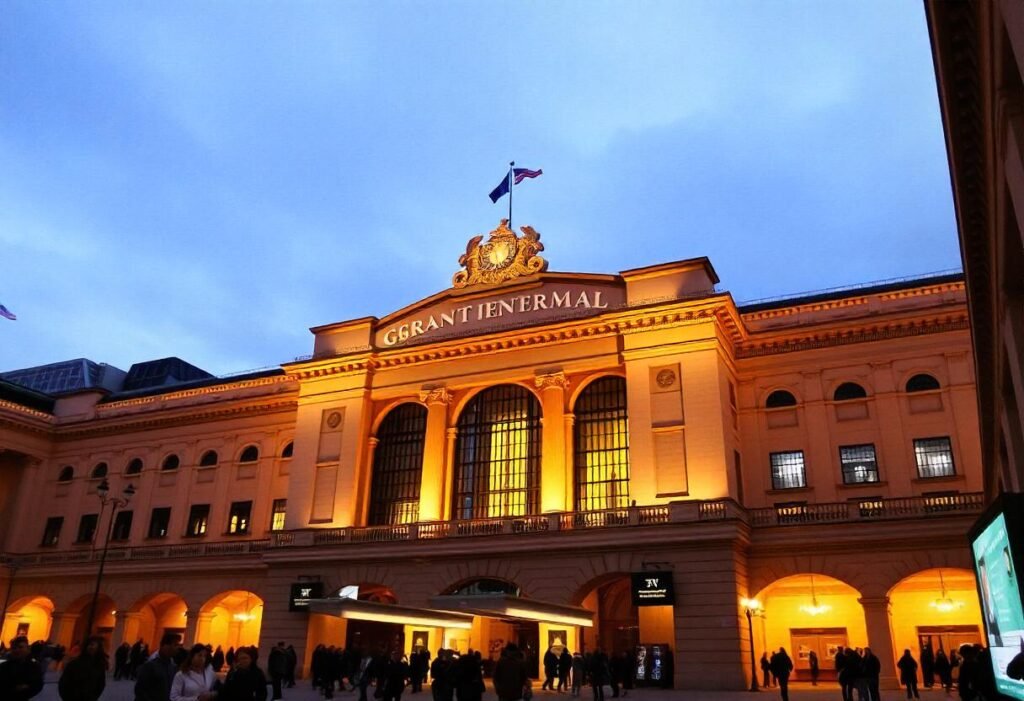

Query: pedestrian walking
[
  {"left": 493, "top": 644, "right": 529, "bottom": 701},
  {"left": 769, "top": 647, "right": 793, "bottom": 701},
  {"left": 761, "top": 652, "right": 771, "bottom": 688},
  {"left": 809, "top": 650, "right": 820, "bottom": 686},
  {"left": 898, "top": 650, "right": 920, "bottom": 700},
  {"left": 170, "top": 644, "right": 217, "bottom": 701},
  {"left": 935, "top": 650, "right": 952, "bottom": 692},
  {"left": 220, "top": 646, "right": 268, "bottom": 701},
  {"left": 921, "top": 645, "right": 935, "bottom": 689},
  {"left": 135, "top": 633, "right": 182, "bottom": 701},
  {"left": 58, "top": 636, "right": 108, "bottom": 701},
  {"left": 558, "top": 649, "right": 572, "bottom": 693},
  {"left": 0, "top": 636, "right": 45, "bottom": 701},
  {"left": 571, "top": 652, "right": 585, "bottom": 698},
  {"left": 589, "top": 649, "right": 610, "bottom": 701},
  {"left": 268, "top": 641, "right": 288, "bottom": 701},
  {"left": 213, "top": 647, "right": 225, "bottom": 674},
  {"left": 381, "top": 649, "right": 410, "bottom": 701}
]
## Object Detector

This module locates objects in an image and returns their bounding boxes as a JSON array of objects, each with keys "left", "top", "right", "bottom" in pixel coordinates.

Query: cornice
[
  {"left": 736, "top": 312, "right": 970, "bottom": 358},
  {"left": 98, "top": 374, "right": 295, "bottom": 413},
  {"left": 287, "top": 296, "right": 745, "bottom": 378},
  {"left": 53, "top": 397, "right": 299, "bottom": 440},
  {"left": 0, "top": 399, "right": 54, "bottom": 424}
]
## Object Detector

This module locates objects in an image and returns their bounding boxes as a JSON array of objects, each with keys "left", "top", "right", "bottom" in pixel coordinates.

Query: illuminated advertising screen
[{"left": 971, "top": 504, "right": 1024, "bottom": 700}]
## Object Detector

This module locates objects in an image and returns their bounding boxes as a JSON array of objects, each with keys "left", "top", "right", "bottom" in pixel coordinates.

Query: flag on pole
[
  {"left": 488, "top": 167, "right": 543, "bottom": 203},
  {"left": 0, "top": 304, "right": 16, "bottom": 321}
]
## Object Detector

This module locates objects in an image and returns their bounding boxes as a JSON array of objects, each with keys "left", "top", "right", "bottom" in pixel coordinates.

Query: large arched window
[
  {"left": 368, "top": 403, "right": 428, "bottom": 526},
  {"left": 453, "top": 385, "right": 541, "bottom": 520},
  {"left": 574, "top": 376, "right": 630, "bottom": 511}
]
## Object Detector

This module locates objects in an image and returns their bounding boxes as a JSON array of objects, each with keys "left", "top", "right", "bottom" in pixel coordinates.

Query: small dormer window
[
  {"left": 199, "top": 450, "right": 219, "bottom": 467},
  {"left": 162, "top": 454, "right": 180, "bottom": 471},
  {"left": 906, "top": 374, "right": 941, "bottom": 392},
  {"left": 833, "top": 382, "right": 867, "bottom": 401},
  {"left": 125, "top": 458, "right": 144, "bottom": 475},
  {"left": 58, "top": 466, "right": 74, "bottom": 482},
  {"left": 91, "top": 462, "right": 108, "bottom": 479},
  {"left": 281, "top": 442, "right": 294, "bottom": 459},
  {"left": 239, "top": 445, "right": 260, "bottom": 463},
  {"left": 765, "top": 390, "right": 797, "bottom": 408}
]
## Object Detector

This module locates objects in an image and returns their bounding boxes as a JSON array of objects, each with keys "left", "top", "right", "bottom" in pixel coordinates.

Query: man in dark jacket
[
  {"left": 769, "top": 648, "right": 794, "bottom": 701},
  {"left": 58, "top": 636, "right": 108, "bottom": 701},
  {"left": 134, "top": 633, "right": 180, "bottom": 701},
  {"left": 557, "top": 649, "right": 573, "bottom": 693},
  {"left": 0, "top": 636, "right": 45, "bottom": 701},
  {"left": 542, "top": 648, "right": 558, "bottom": 691},
  {"left": 493, "top": 645, "right": 529, "bottom": 701},
  {"left": 863, "top": 647, "right": 882, "bottom": 701},
  {"left": 268, "top": 641, "right": 288, "bottom": 701}
]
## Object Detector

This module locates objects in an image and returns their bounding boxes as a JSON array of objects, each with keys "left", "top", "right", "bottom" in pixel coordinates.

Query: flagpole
[{"left": 508, "top": 160, "right": 514, "bottom": 229}]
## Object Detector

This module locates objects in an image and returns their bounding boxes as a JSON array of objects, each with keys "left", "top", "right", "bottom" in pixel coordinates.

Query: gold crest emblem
[{"left": 453, "top": 219, "right": 548, "bottom": 288}]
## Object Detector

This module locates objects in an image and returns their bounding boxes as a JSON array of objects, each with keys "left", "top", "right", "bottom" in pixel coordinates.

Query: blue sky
[{"left": 1, "top": 1, "right": 960, "bottom": 376}]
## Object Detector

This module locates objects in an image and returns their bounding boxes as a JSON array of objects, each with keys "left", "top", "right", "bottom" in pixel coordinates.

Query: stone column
[
  {"left": 228, "top": 619, "right": 244, "bottom": 648},
  {"left": 444, "top": 428, "right": 458, "bottom": 520},
  {"left": 196, "top": 612, "right": 217, "bottom": 645},
  {"left": 418, "top": 387, "right": 453, "bottom": 522},
  {"left": 116, "top": 611, "right": 143, "bottom": 649},
  {"left": 563, "top": 414, "right": 576, "bottom": 510},
  {"left": 536, "top": 372, "right": 569, "bottom": 513},
  {"left": 184, "top": 611, "right": 200, "bottom": 646},
  {"left": 51, "top": 611, "right": 80, "bottom": 648},
  {"left": 860, "top": 596, "right": 900, "bottom": 689},
  {"left": 360, "top": 437, "right": 379, "bottom": 525}
]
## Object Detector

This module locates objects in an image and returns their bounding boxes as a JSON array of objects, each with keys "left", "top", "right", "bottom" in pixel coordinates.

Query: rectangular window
[
  {"left": 840, "top": 444, "right": 879, "bottom": 484},
  {"left": 270, "top": 499, "right": 287, "bottom": 532},
  {"left": 41, "top": 517, "right": 63, "bottom": 547},
  {"left": 914, "top": 437, "right": 956, "bottom": 478},
  {"left": 228, "top": 501, "right": 252, "bottom": 535},
  {"left": 770, "top": 451, "right": 807, "bottom": 490},
  {"left": 186, "top": 505, "right": 210, "bottom": 537},
  {"left": 111, "top": 510, "right": 133, "bottom": 541},
  {"left": 148, "top": 507, "right": 171, "bottom": 539},
  {"left": 76, "top": 513, "right": 99, "bottom": 543}
]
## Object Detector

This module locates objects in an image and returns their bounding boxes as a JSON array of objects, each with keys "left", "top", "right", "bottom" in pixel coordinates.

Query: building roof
[
  {"left": 0, "top": 358, "right": 125, "bottom": 396},
  {"left": 736, "top": 271, "right": 964, "bottom": 314},
  {"left": 0, "top": 378, "right": 55, "bottom": 413}
]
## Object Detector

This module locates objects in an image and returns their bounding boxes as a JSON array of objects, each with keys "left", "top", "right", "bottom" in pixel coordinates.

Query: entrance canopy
[
  {"left": 430, "top": 594, "right": 594, "bottom": 627},
  {"left": 308, "top": 598, "right": 474, "bottom": 630}
]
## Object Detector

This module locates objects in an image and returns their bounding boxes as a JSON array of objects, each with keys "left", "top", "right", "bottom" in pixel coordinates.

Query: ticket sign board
[
  {"left": 290, "top": 582, "right": 324, "bottom": 612},
  {"left": 969, "top": 494, "right": 1024, "bottom": 701},
  {"left": 631, "top": 572, "right": 674, "bottom": 606}
]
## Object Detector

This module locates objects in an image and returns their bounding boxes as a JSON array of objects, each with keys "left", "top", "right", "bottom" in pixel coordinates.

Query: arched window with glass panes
[
  {"left": 367, "top": 403, "right": 428, "bottom": 526},
  {"left": 453, "top": 385, "right": 541, "bottom": 520},
  {"left": 573, "top": 376, "right": 630, "bottom": 512}
]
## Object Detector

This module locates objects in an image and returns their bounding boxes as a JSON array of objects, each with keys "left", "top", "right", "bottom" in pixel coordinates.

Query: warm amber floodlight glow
[
  {"left": 930, "top": 570, "right": 965, "bottom": 612},
  {"left": 800, "top": 574, "right": 831, "bottom": 616}
]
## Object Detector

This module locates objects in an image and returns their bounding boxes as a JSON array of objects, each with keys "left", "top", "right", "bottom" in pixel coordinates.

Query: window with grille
[
  {"left": 368, "top": 403, "right": 427, "bottom": 526},
  {"left": 148, "top": 507, "right": 171, "bottom": 539},
  {"left": 454, "top": 385, "right": 541, "bottom": 520},
  {"left": 186, "top": 504, "right": 210, "bottom": 537},
  {"left": 270, "top": 499, "right": 287, "bottom": 531},
  {"left": 41, "top": 517, "right": 63, "bottom": 546},
  {"left": 76, "top": 513, "right": 98, "bottom": 543},
  {"left": 112, "top": 510, "right": 133, "bottom": 541},
  {"left": 228, "top": 501, "right": 252, "bottom": 534},
  {"left": 840, "top": 444, "right": 879, "bottom": 484},
  {"left": 914, "top": 437, "right": 956, "bottom": 478},
  {"left": 574, "top": 377, "right": 630, "bottom": 512},
  {"left": 770, "top": 451, "right": 807, "bottom": 489}
]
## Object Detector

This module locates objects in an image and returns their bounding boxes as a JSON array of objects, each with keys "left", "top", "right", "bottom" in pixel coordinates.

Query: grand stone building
[{"left": 0, "top": 221, "right": 986, "bottom": 689}]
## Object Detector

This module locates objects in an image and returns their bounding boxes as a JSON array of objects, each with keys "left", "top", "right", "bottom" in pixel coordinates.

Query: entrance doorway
[
  {"left": 790, "top": 627, "right": 848, "bottom": 681},
  {"left": 917, "top": 625, "right": 982, "bottom": 654},
  {"left": 347, "top": 620, "right": 404, "bottom": 655}
]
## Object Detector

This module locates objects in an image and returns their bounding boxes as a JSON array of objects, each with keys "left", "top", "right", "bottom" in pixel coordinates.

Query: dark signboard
[
  {"left": 631, "top": 572, "right": 674, "bottom": 606},
  {"left": 289, "top": 582, "right": 323, "bottom": 612}
]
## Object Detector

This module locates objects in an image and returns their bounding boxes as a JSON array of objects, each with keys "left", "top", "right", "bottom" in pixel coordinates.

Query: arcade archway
[
  {"left": 126, "top": 593, "right": 188, "bottom": 651},
  {"left": 888, "top": 568, "right": 982, "bottom": 664},
  {"left": 754, "top": 574, "right": 866, "bottom": 682},
  {"left": 1, "top": 595, "right": 54, "bottom": 643},
  {"left": 65, "top": 593, "right": 117, "bottom": 650},
  {"left": 198, "top": 591, "right": 264, "bottom": 651}
]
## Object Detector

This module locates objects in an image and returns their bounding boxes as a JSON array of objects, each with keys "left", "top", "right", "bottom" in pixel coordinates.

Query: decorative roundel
[
  {"left": 327, "top": 412, "right": 342, "bottom": 429},
  {"left": 656, "top": 369, "right": 676, "bottom": 388}
]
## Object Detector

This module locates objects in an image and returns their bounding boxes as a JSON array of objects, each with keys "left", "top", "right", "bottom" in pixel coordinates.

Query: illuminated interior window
[
  {"left": 368, "top": 403, "right": 427, "bottom": 526},
  {"left": 573, "top": 376, "right": 630, "bottom": 511},
  {"left": 270, "top": 499, "right": 287, "bottom": 531},
  {"left": 454, "top": 385, "right": 541, "bottom": 519}
]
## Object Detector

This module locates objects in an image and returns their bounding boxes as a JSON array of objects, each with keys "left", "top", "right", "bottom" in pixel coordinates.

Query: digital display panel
[
  {"left": 631, "top": 572, "right": 674, "bottom": 606},
  {"left": 972, "top": 511, "right": 1024, "bottom": 699},
  {"left": 289, "top": 581, "right": 324, "bottom": 612}
]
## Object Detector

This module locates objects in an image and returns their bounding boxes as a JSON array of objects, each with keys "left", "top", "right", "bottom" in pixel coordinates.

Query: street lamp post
[
  {"left": 81, "top": 479, "right": 135, "bottom": 641},
  {"left": 742, "top": 597, "right": 764, "bottom": 692}
]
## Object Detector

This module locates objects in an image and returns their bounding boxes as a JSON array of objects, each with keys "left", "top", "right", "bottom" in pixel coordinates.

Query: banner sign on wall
[
  {"left": 289, "top": 582, "right": 324, "bottom": 612},
  {"left": 631, "top": 572, "right": 674, "bottom": 606}
]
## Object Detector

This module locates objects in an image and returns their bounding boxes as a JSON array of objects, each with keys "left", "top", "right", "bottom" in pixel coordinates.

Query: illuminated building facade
[{"left": 0, "top": 221, "right": 987, "bottom": 689}]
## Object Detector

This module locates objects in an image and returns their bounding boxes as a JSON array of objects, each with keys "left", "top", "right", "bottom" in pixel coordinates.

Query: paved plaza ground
[{"left": 34, "top": 673, "right": 952, "bottom": 701}]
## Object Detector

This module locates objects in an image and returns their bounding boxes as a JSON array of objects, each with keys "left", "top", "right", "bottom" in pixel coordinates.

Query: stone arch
[
  {"left": 748, "top": 554, "right": 881, "bottom": 599},
  {"left": 885, "top": 567, "right": 983, "bottom": 661},
  {"left": 371, "top": 398, "right": 426, "bottom": 435},
  {"left": 450, "top": 380, "right": 543, "bottom": 421},
  {"left": 126, "top": 592, "right": 189, "bottom": 651},
  {"left": 1, "top": 594, "right": 55, "bottom": 644},
  {"left": 198, "top": 590, "right": 264, "bottom": 650},
  {"left": 568, "top": 370, "right": 626, "bottom": 409}
]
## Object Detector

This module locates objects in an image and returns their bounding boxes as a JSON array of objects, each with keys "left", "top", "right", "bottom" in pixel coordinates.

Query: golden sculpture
[{"left": 452, "top": 219, "right": 548, "bottom": 288}]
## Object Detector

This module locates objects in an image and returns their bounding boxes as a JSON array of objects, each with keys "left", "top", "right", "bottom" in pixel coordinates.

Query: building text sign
[
  {"left": 289, "top": 582, "right": 324, "bottom": 612},
  {"left": 631, "top": 572, "right": 675, "bottom": 606},
  {"left": 376, "top": 281, "right": 625, "bottom": 348}
]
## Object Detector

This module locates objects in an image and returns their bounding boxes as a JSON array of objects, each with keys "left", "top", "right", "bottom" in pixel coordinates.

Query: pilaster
[
  {"left": 860, "top": 596, "right": 900, "bottom": 689},
  {"left": 418, "top": 387, "right": 453, "bottom": 521},
  {"left": 536, "top": 372, "right": 569, "bottom": 512}
]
